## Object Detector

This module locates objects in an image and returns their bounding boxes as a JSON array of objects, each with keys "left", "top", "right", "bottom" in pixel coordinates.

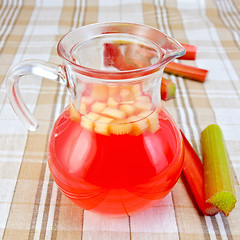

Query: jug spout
[{"left": 158, "top": 36, "right": 186, "bottom": 66}]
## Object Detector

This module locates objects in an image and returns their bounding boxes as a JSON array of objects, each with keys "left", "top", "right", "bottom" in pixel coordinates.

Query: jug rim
[{"left": 57, "top": 22, "right": 185, "bottom": 80}]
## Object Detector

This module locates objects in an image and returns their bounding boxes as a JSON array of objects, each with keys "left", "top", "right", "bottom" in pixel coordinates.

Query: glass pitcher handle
[{"left": 7, "top": 60, "right": 67, "bottom": 131}]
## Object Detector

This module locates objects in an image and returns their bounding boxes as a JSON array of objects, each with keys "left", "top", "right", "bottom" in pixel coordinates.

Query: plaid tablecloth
[{"left": 0, "top": 0, "right": 240, "bottom": 239}]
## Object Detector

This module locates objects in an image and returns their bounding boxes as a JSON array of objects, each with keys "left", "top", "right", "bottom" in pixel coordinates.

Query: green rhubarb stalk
[{"left": 201, "top": 124, "right": 237, "bottom": 216}]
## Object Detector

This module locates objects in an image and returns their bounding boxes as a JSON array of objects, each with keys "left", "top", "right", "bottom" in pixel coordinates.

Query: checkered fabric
[{"left": 0, "top": 0, "right": 240, "bottom": 239}]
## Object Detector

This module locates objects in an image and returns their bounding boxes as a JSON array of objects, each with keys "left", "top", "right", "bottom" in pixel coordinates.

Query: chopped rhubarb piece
[
  {"left": 138, "top": 110, "right": 152, "bottom": 118},
  {"left": 101, "top": 107, "right": 126, "bottom": 119},
  {"left": 104, "top": 42, "right": 153, "bottom": 70},
  {"left": 124, "top": 44, "right": 155, "bottom": 67},
  {"left": 104, "top": 43, "right": 132, "bottom": 71},
  {"left": 120, "top": 100, "right": 135, "bottom": 105},
  {"left": 94, "top": 116, "right": 113, "bottom": 136},
  {"left": 108, "top": 86, "right": 119, "bottom": 97},
  {"left": 131, "top": 84, "right": 141, "bottom": 97},
  {"left": 134, "top": 101, "right": 153, "bottom": 112},
  {"left": 120, "top": 88, "right": 132, "bottom": 100},
  {"left": 136, "top": 95, "right": 151, "bottom": 103},
  {"left": 81, "top": 112, "right": 100, "bottom": 131},
  {"left": 146, "top": 110, "right": 160, "bottom": 133},
  {"left": 201, "top": 124, "right": 237, "bottom": 216},
  {"left": 128, "top": 116, "right": 149, "bottom": 136},
  {"left": 161, "top": 78, "right": 176, "bottom": 101},
  {"left": 91, "top": 84, "right": 108, "bottom": 101},
  {"left": 104, "top": 43, "right": 122, "bottom": 68},
  {"left": 107, "top": 97, "right": 118, "bottom": 108},
  {"left": 164, "top": 62, "right": 208, "bottom": 82},
  {"left": 69, "top": 104, "right": 81, "bottom": 122},
  {"left": 112, "top": 40, "right": 132, "bottom": 45},
  {"left": 178, "top": 43, "right": 197, "bottom": 60},
  {"left": 125, "top": 43, "right": 156, "bottom": 59},
  {"left": 79, "top": 103, "right": 88, "bottom": 115},
  {"left": 82, "top": 96, "right": 94, "bottom": 105},
  {"left": 125, "top": 58, "right": 148, "bottom": 69},
  {"left": 91, "top": 102, "right": 106, "bottom": 113},
  {"left": 110, "top": 120, "right": 132, "bottom": 135},
  {"left": 124, "top": 62, "right": 140, "bottom": 70},
  {"left": 180, "top": 131, "right": 219, "bottom": 216},
  {"left": 119, "top": 104, "right": 135, "bottom": 116},
  {"left": 138, "top": 110, "right": 160, "bottom": 133}
]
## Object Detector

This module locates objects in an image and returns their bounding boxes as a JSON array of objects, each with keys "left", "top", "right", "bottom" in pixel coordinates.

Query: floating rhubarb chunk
[
  {"left": 125, "top": 58, "right": 146, "bottom": 69},
  {"left": 94, "top": 116, "right": 113, "bottom": 136},
  {"left": 164, "top": 62, "right": 208, "bottom": 82},
  {"left": 120, "top": 89, "right": 132, "bottom": 100},
  {"left": 132, "top": 85, "right": 142, "bottom": 97},
  {"left": 125, "top": 44, "right": 155, "bottom": 67},
  {"left": 136, "top": 95, "right": 151, "bottom": 103},
  {"left": 119, "top": 104, "right": 135, "bottom": 116},
  {"left": 128, "top": 116, "right": 149, "bottom": 136},
  {"left": 134, "top": 96, "right": 152, "bottom": 112},
  {"left": 112, "top": 40, "right": 132, "bottom": 45},
  {"left": 104, "top": 42, "right": 150, "bottom": 70},
  {"left": 91, "top": 84, "right": 108, "bottom": 101},
  {"left": 146, "top": 110, "right": 160, "bottom": 133},
  {"left": 91, "top": 102, "right": 106, "bottom": 113},
  {"left": 107, "top": 97, "right": 118, "bottom": 108},
  {"left": 120, "top": 100, "right": 135, "bottom": 105},
  {"left": 101, "top": 107, "right": 126, "bottom": 119},
  {"left": 201, "top": 124, "right": 237, "bottom": 216},
  {"left": 178, "top": 43, "right": 197, "bottom": 60},
  {"left": 103, "top": 43, "right": 127, "bottom": 70},
  {"left": 138, "top": 110, "right": 160, "bottom": 133},
  {"left": 180, "top": 131, "right": 219, "bottom": 216},
  {"left": 69, "top": 104, "right": 81, "bottom": 122},
  {"left": 110, "top": 120, "right": 132, "bottom": 135},
  {"left": 79, "top": 103, "right": 88, "bottom": 115},
  {"left": 134, "top": 101, "right": 153, "bottom": 112},
  {"left": 161, "top": 78, "right": 176, "bottom": 101},
  {"left": 82, "top": 96, "right": 94, "bottom": 105},
  {"left": 138, "top": 110, "right": 152, "bottom": 118},
  {"left": 108, "top": 86, "right": 119, "bottom": 99},
  {"left": 81, "top": 112, "right": 100, "bottom": 131},
  {"left": 104, "top": 43, "right": 121, "bottom": 67}
]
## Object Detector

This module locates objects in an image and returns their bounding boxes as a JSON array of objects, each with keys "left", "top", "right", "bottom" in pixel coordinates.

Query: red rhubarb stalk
[
  {"left": 179, "top": 43, "right": 197, "bottom": 60},
  {"left": 104, "top": 43, "right": 139, "bottom": 70},
  {"left": 164, "top": 62, "right": 208, "bottom": 82},
  {"left": 181, "top": 130, "right": 219, "bottom": 216}
]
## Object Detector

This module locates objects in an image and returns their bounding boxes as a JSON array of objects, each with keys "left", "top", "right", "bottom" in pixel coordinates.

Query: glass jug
[{"left": 7, "top": 22, "right": 185, "bottom": 216}]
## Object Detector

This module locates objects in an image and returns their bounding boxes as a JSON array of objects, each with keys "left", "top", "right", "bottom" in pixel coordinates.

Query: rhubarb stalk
[
  {"left": 161, "top": 78, "right": 176, "bottom": 101},
  {"left": 201, "top": 124, "right": 237, "bottom": 216},
  {"left": 179, "top": 43, "right": 197, "bottom": 60},
  {"left": 181, "top": 130, "right": 219, "bottom": 216},
  {"left": 164, "top": 62, "right": 208, "bottom": 82}
]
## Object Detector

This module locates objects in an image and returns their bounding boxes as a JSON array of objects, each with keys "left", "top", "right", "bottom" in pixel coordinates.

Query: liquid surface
[
  {"left": 48, "top": 108, "right": 183, "bottom": 215},
  {"left": 70, "top": 34, "right": 161, "bottom": 71}
]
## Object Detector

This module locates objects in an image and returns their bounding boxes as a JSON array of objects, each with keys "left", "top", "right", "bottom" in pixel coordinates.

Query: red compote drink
[{"left": 48, "top": 85, "right": 183, "bottom": 215}]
